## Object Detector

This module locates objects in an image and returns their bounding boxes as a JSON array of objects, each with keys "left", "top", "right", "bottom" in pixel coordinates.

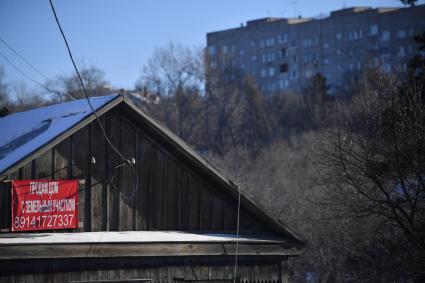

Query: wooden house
[{"left": 0, "top": 94, "right": 303, "bottom": 283}]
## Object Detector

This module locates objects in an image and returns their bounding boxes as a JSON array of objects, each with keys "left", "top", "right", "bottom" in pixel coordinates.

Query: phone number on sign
[{"left": 13, "top": 214, "right": 74, "bottom": 230}]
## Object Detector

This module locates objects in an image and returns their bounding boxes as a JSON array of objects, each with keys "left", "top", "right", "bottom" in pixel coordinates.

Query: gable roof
[
  {"left": 0, "top": 94, "right": 303, "bottom": 245},
  {"left": 0, "top": 94, "right": 120, "bottom": 174}
]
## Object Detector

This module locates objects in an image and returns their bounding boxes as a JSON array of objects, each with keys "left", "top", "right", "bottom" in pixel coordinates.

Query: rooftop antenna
[
  {"left": 343, "top": 0, "right": 346, "bottom": 8},
  {"left": 290, "top": 1, "right": 297, "bottom": 18}
]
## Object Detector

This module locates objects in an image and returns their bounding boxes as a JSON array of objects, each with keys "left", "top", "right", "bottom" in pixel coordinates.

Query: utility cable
[
  {"left": 0, "top": 37, "right": 50, "bottom": 81},
  {"left": 48, "top": 0, "right": 139, "bottom": 198},
  {"left": 233, "top": 185, "right": 241, "bottom": 282},
  {"left": 0, "top": 50, "right": 75, "bottom": 100}
]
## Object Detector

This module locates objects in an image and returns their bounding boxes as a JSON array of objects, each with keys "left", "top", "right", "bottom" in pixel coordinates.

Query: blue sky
[{"left": 0, "top": 0, "right": 421, "bottom": 93}]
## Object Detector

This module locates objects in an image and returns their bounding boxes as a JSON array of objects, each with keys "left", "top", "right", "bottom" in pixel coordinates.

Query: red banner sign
[{"left": 11, "top": 180, "right": 78, "bottom": 231}]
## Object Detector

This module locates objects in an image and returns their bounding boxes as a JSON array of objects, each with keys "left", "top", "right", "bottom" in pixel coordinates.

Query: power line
[
  {"left": 0, "top": 38, "right": 50, "bottom": 81},
  {"left": 233, "top": 185, "right": 241, "bottom": 282},
  {"left": 0, "top": 50, "right": 45, "bottom": 88},
  {"left": 48, "top": 0, "right": 138, "bottom": 196},
  {"left": 0, "top": 49, "right": 74, "bottom": 100}
]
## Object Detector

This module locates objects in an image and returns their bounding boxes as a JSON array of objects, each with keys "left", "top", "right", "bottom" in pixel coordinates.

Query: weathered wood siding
[
  {"left": 0, "top": 257, "right": 287, "bottom": 283},
  {"left": 0, "top": 107, "right": 264, "bottom": 233}
]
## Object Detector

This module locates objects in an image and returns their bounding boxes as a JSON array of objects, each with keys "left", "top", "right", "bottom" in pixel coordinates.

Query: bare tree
[
  {"left": 50, "top": 64, "right": 110, "bottom": 102},
  {"left": 135, "top": 42, "right": 205, "bottom": 146},
  {"left": 319, "top": 75, "right": 425, "bottom": 280}
]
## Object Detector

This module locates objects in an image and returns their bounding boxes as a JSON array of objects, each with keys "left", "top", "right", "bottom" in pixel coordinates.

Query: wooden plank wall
[
  {"left": 0, "top": 108, "right": 264, "bottom": 233},
  {"left": 0, "top": 257, "right": 284, "bottom": 283}
]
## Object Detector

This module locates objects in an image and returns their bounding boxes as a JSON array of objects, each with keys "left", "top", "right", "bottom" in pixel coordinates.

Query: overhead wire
[
  {"left": 0, "top": 37, "right": 50, "bottom": 81},
  {"left": 0, "top": 49, "right": 74, "bottom": 100},
  {"left": 233, "top": 184, "right": 241, "bottom": 282},
  {"left": 48, "top": 0, "right": 139, "bottom": 199}
]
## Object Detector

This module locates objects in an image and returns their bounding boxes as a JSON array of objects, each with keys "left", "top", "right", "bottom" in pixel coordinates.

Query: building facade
[{"left": 206, "top": 5, "right": 425, "bottom": 94}]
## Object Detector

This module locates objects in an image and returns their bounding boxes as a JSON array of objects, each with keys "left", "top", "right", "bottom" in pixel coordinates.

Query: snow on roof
[
  {"left": 0, "top": 231, "right": 286, "bottom": 245},
  {"left": 0, "top": 94, "right": 119, "bottom": 174}
]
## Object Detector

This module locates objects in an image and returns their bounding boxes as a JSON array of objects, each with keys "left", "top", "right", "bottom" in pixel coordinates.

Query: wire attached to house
[
  {"left": 48, "top": 0, "right": 139, "bottom": 198},
  {"left": 233, "top": 185, "right": 241, "bottom": 282}
]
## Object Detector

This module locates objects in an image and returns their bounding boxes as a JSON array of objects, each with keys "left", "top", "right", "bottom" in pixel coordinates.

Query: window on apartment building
[
  {"left": 222, "top": 45, "right": 228, "bottom": 53},
  {"left": 402, "top": 63, "right": 407, "bottom": 72},
  {"left": 278, "top": 33, "right": 288, "bottom": 43},
  {"left": 250, "top": 40, "right": 255, "bottom": 47},
  {"left": 303, "top": 53, "right": 316, "bottom": 63},
  {"left": 373, "top": 58, "right": 380, "bottom": 68},
  {"left": 231, "top": 45, "right": 236, "bottom": 52},
  {"left": 252, "top": 55, "right": 257, "bottom": 61},
  {"left": 305, "top": 70, "right": 313, "bottom": 78},
  {"left": 268, "top": 67, "right": 275, "bottom": 77},
  {"left": 381, "top": 30, "right": 390, "bottom": 41},
  {"left": 303, "top": 38, "right": 313, "bottom": 47},
  {"left": 208, "top": 46, "right": 216, "bottom": 55},
  {"left": 369, "top": 24, "right": 378, "bottom": 36},
  {"left": 336, "top": 32, "right": 342, "bottom": 39},
  {"left": 323, "top": 43, "right": 329, "bottom": 49},
  {"left": 369, "top": 41, "right": 379, "bottom": 50},
  {"left": 357, "top": 62, "right": 362, "bottom": 71},
  {"left": 398, "top": 46, "right": 406, "bottom": 57},
  {"left": 368, "top": 57, "right": 380, "bottom": 68},
  {"left": 379, "top": 47, "right": 390, "bottom": 57},
  {"left": 290, "top": 40, "right": 297, "bottom": 48},
  {"left": 381, "top": 63, "right": 392, "bottom": 73},
  {"left": 259, "top": 39, "right": 264, "bottom": 48},
  {"left": 324, "top": 58, "right": 330, "bottom": 65},
  {"left": 239, "top": 49, "right": 245, "bottom": 56},
  {"left": 210, "top": 61, "right": 217, "bottom": 69},
  {"left": 265, "top": 37, "right": 275, "bottom": 47},
  {"left": 292, "top": 56, "right": 297, "bottom": 63},
  {"left": 279, "top": 79, "right": 289, "bottom": 89},
  {"left": 397, "top": 29, "right": 406, "bottom": 39},
  {"left": 348, "top": 30, "right": 362, "bottom": 41},
  {"left": 290, "top": 70, "right": 298, "bottom": 79},
  {"left": 279, "top": 63, "right": 288, "bottom": 73},
  {"left": 261, "top": 69, "right": 267, "bottom": 77},
  {"left": 267, "top": 83, "right": 276, "bottom": 92},
  {"left": 279, "top": 48, "right": 287, "bottom": 58},
  {"left": 262, "top": 53, "right": 275, "bottom": 63},
  {"left": 408, "top": 28, "right": 414, "bottom": 36},
  {"left": 337, "top": 48, "right": 342, "bottom": 55}
]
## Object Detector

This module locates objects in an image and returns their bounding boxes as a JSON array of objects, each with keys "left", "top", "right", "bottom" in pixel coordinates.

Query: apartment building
[{"left": 206, "top": 5, "right": 425, "bottom": 94}]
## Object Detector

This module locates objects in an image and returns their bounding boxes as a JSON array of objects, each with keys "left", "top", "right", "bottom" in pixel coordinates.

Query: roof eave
[
  {"left": 122, "top": 97, "right": 305, "bottom": 245},
  {"left": 0, "top": 95, "right": 124, "bottom": 178}
]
